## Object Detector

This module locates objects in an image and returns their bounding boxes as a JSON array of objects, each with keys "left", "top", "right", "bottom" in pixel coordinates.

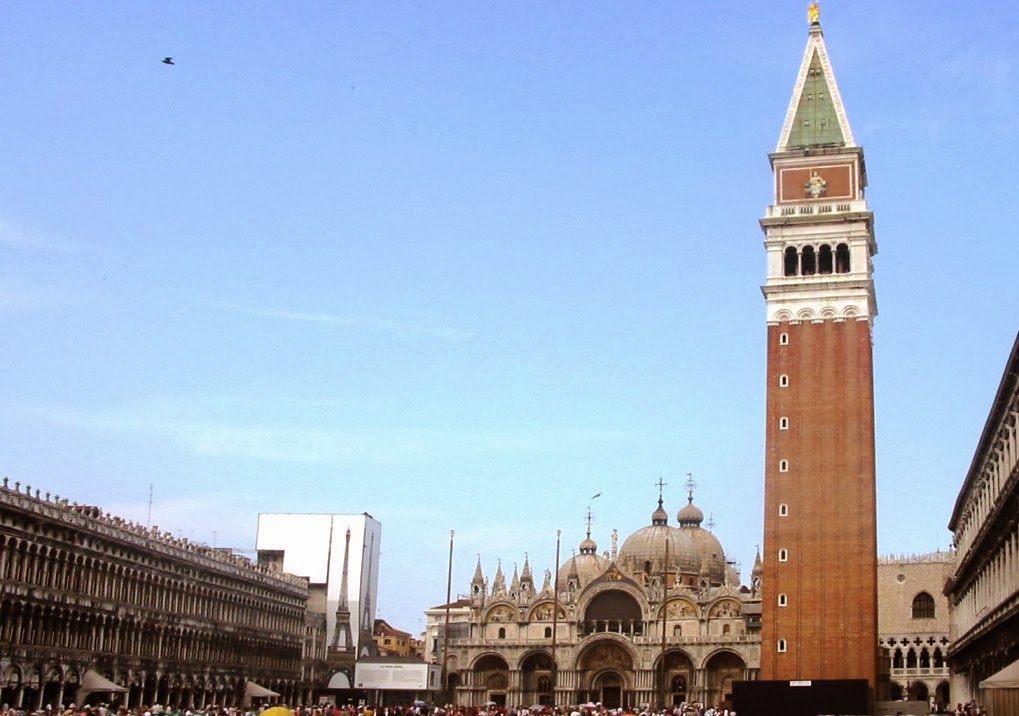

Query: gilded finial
[{"left": 807, "top": 2, "right": 820, "bottom": 25}]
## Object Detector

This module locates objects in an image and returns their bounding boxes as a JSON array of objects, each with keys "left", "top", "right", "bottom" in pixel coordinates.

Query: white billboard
[{"left": 354, "top": 662, "right": 441, "bottom": 690}]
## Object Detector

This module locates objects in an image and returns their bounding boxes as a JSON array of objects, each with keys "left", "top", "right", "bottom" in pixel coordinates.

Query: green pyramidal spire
[
  {"left": 776, "top": 21, "right": 856, "bottom": 152},
  {"left": 787, "top": 49, "right": 845, "bottom": 148}
]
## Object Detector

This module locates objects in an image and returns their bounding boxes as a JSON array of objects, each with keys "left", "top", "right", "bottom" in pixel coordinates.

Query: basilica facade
[{"left": 441, "top": 491, "right": 761, "bottom": 710}]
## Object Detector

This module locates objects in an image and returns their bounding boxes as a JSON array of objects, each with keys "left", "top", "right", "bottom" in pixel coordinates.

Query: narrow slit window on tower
[
  {"left": 779, "top": 503, "right": 789, "bottom": 516},
  {"left": 779, "top": 417, "right": 789, "bottom": 430},
  {"left": 779, "top": 332, "right": 789, "bottom": 345},
  {"left": 801, "top": 246, "right": 816, "bottom": 275},
  {"left": 784, "top": 247, "right": 799, "bottom": 277},
  {"left": 778, "top": 549, "right": 789, "bottom": 562},
  {"left": 836, "top": 243, "right": 851, "bottom": 273},
  {"left": 819, "top": 244, "right": 833, "bottom": 274},
  {"left": 778, "top": 593, "right": 788, "bottom": 607},
  {"left": 779, "top": 374, "right": 789, "bottom": 387},
  {"left": 779, "top": 460, "right": 789, "bottom": 472},
  {"left": 777, "top": 639, "right": 788, "bottom": 653}
]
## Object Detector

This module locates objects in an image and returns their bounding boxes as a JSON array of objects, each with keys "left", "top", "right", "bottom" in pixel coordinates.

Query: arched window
[
  {"left": 906, "top": 648, "right": 918, "bottom": 669},
  {"left": 819, "top": 244, "right": 833, "bottom": 274},
  {"left": 892, "top": 648, "right": 903, "bottom": 669},
  {"left": 835, "top": 243, "right": 850, "bottom": 273},
  {"left": 722, "top": 624, "right": 731, "bottom": 635},
  {"left": 544, "top": 627, "right": 552, "bottom": 638},
  {"left": 784, "top": 247, "right": 799, "bottom": 276},
  {"left": 777, "top": 639, "right": 787, "bottom": 653},
  {"left": 673, "top": 625, "right": 682, "bottom": 637},
  {"left": 801, "top": 246, "right": 816, "bottom": 275},
  {"left": 912, "top": 592, "right": 936, "bottom": 619},
  {"left": 498, "top": 627, "right": 506, "bottom": 639}
]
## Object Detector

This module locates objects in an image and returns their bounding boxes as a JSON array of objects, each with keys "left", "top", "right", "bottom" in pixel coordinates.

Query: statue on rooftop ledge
[{"left": 808, "top": 2, "right": 820, "bottom": 25}]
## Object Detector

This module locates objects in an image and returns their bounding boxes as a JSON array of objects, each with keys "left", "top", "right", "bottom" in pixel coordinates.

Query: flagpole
[
  {"left": 550, "top": 529, "right": 561, "bottom": 707},
  {"left": 442, "top": 529, "right": 454, "bottom": 702}
]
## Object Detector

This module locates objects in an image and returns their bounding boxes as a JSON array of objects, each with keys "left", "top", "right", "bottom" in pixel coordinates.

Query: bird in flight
[{"left": 162, "top": 57, "right": 174, "bottom": 65}]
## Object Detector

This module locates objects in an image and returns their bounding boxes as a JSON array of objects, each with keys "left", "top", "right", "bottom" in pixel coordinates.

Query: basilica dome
[
  {"left": 616, "top": 498, "right": 701, "bottom": 578},
  {"left": 677, "top": 497, "right": 727, "bottom": 585},
  {"left": 558, "top": 531, "right": 609, "bottom": 589}
]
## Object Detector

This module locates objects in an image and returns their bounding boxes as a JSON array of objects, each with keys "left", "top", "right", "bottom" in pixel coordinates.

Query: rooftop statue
[{"left": 808, "top": 2, "right": 820, "bottom": 24}]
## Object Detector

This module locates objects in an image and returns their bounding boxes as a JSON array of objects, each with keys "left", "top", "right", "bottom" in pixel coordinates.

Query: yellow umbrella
[{"left": 262, "top": 707, "right": 293, "bottom": 716}]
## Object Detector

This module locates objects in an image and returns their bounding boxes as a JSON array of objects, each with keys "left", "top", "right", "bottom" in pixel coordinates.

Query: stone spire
[
  {"left": 776, "top": 6, "right": 856, "bottom": 152},
  {"left": 471, "top": 555, "right": 486, "bottom": 605},
  {"left": 520, "top": 554, "right": 534, "bottom": 599},
  {"left": 492, "top": 561, "right": 507, "bottom": 596},
  {"left": 751, "top": 547, "right": 764, "bottom": 595}
]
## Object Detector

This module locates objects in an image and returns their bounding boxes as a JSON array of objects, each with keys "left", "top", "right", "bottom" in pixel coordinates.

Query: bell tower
[{"left": 758, "top": 4, "right": 879, "bottom": 689}]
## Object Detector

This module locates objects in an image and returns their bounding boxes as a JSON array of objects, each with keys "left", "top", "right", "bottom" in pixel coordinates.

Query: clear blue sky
[{"left": 2, "top": 1, "right": 1017, "bottom": 633}]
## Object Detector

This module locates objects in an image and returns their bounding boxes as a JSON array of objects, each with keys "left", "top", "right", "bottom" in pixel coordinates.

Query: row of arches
[
  {"left": 0, "top": 599, "right": 301, "bottom": 671},
  {"left": 889, "top": 645, "right": 947, "bottom": 670},
  {"left": 888, "top": 679, "right": 950, "bottom": 711},
  {"left": 481, "top": 591, "right": 746, "bottom": 642},
  {"left": 458, "top": 642, "right": 749, "bottom": 709},
  {"left": 0, "top": 535, "right": 305, "bottom": 635},
  {"left": 783, "top": 243, "right": 851, "bottom": 277},
  {"left": 0, "top": 661, "right": 299, "bottom": 711}
]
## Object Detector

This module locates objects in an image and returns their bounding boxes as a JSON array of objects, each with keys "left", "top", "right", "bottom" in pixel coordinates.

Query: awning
[
  {"left": 980, "top": 659, "right": 1019, "bottom": 689},
  {"left": 244, "top": 681, "right": 280, "bottom": 698},
  {"left": 76, "top": 670, "right": 128, "bottom": 704}
]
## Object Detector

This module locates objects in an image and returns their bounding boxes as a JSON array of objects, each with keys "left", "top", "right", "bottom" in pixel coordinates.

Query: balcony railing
[{"left": 765, "top": 199, "right": 868, "bottom": 219}]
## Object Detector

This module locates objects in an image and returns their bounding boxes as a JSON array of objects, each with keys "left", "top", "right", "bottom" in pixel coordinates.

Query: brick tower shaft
[{"left": 758, "top": 11, "right": 879, "bottom": 689}]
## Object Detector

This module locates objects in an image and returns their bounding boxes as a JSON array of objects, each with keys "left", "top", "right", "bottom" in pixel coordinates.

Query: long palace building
[{"left": 0, "top": 478, "right": 310, "bottom": 710}]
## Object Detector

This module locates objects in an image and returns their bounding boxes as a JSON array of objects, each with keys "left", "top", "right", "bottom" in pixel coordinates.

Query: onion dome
[
  {"left": 677, "top": 499, "right": 704, "bottom": 527},
  {"left": 617, "top": 497, "right": 700, "bottom": 578},
  {"left": 677, "top": 496, "right": 727, "bottom": 586},
  {"left": 557, "top": 530, "right": 609, "bottom": 589}
]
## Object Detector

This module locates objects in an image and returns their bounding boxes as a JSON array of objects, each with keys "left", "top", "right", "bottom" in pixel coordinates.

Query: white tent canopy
[
  {"left": 980, "top": 659, "right": 1019, "bottom": 689},
  {"left": 244, "top": 681, "right": 280, "bottom": 698},
  {"left": 76, "top": 670, "right": 128, "bottom": 704}
]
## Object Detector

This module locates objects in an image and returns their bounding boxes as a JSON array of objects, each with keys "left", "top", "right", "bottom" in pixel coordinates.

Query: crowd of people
[
  {"left": 260, "top": 705, "right": 730, "bottom": 716},
  {"left": 2, "top": 701, "right": 994, "bottom": 716},
  {"left": 0, "top": 704, "right": 733, "bottom": 716}
]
